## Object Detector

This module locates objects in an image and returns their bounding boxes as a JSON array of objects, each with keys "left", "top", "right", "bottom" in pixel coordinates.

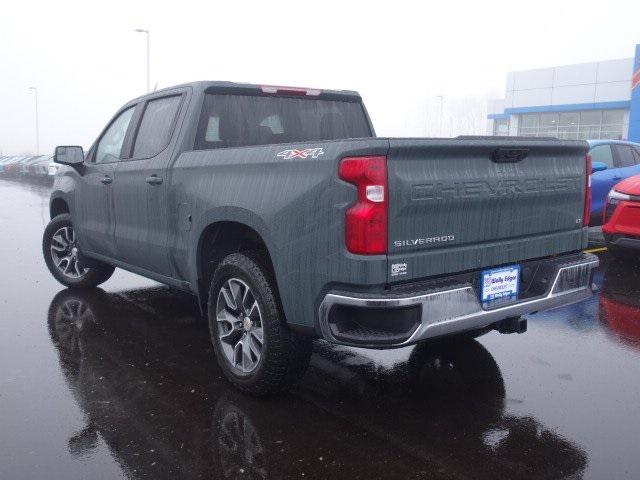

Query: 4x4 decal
[{"left": 276, "top": 148, "right": 325, "bottom": 160}]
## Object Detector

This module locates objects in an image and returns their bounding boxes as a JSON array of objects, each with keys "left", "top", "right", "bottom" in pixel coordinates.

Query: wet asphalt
[{"left": 1, "top": 178, "right": 639, "bottom": 480}]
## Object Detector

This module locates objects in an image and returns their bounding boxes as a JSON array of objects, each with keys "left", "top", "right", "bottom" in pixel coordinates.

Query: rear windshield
[{"left": 195, "top": 93, "right": 372, "bottom": 150}]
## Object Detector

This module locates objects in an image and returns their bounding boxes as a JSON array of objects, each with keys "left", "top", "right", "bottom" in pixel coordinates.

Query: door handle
[
  {"left": 146, "top": 175, "right": 163, "bottom": 185},
  {"left": 100, "top": 176, "right": 112, "bottom": 185}
]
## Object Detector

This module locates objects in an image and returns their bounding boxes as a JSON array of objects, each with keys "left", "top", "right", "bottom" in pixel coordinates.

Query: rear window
[{"left": 195, "top": 94, "right": 372, "bottom": 150}]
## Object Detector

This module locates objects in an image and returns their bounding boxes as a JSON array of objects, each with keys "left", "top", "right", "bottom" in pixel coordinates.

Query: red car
[{"left": 603, "top": 174, "right": 640, "bottom": 259}]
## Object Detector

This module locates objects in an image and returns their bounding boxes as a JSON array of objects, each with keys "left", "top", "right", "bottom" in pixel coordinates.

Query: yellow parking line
[{"left": 584, "top": 247, "right": 608, "bottom": 254}]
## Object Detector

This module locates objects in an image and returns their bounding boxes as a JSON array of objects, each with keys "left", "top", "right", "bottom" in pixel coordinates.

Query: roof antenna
[{"left": 154, "top": 82, "right": 158, "bottom": 91}]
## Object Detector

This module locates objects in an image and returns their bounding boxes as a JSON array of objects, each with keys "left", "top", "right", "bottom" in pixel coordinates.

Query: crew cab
[{"left": 44, "top": 81, "right": 599, "bottom": 394}]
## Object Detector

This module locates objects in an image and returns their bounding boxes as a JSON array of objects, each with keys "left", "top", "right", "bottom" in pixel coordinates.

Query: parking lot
[{"left": 1, "top": 177, "right": 639, "bottom": 480}]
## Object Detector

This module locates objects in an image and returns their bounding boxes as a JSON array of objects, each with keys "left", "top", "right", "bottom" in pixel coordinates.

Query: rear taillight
[
  {"left": 338, "top": 156, "right": 388, "bottom": 255},
  {"left": 583, "top": 153, "right": 592, "bottom": 227}
]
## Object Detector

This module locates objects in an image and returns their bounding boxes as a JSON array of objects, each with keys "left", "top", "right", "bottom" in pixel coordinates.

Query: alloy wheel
[
  {"left": 50, "top": 226, "right": 87, "bottom": 279},
  {"left": 216, "top": 278, "right": 264, "bottom": 374}
]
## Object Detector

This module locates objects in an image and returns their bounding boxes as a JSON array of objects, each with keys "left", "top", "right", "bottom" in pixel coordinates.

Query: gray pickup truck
[{"left": 44, "top": 81, "right": 598, "bottom": 394}]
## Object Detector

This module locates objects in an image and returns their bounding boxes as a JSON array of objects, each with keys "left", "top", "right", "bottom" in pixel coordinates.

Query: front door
[
  {"left": 75, "top": 106, "right": 136, "bottom": 258},
  {"left": 112, "top": 93, "right": 184, "bottom": 277}
]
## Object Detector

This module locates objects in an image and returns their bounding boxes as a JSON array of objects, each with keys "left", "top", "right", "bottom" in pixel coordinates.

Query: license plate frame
[{"left": 481, "top": 265, "right": 521, "bottom": 303}]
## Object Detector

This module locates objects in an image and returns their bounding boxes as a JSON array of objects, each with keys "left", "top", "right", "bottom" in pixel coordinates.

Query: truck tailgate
[{"left": 386, "top": 138, "right": 589, "bottom": 283}]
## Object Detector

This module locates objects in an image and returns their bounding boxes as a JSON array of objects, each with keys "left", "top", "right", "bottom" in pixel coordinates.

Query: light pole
[
  {"left": 28, "top": 87, "right": 40, "bottom": 154},
  {"left": 436, "top": 95, "right": 444, "bottom": 137},
  {"left": 134, "top": 29, "right": 150, "bottom": 92}
]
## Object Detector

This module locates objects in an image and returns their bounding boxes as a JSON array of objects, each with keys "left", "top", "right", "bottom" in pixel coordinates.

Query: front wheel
[
  {"left": 43, "top": 214, "right": 115, "bottom": 288},
  {"left": 208, "top": 252, "right": 312, "bottom": 395}
]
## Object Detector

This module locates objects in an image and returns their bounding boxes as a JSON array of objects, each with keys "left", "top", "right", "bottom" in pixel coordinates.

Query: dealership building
[{"left": 487, "top": 44, "right": 640, "bottom": 142}]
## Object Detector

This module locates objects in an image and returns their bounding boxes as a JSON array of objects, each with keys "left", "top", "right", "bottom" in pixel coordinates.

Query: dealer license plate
[{"left": 481, "top": 265, "right": 520, "bottom": 302}]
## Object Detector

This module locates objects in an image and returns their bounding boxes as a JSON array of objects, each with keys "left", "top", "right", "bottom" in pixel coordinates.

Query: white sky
[{"left": 1, "top": 0, "right": 639, "bottom": 154}]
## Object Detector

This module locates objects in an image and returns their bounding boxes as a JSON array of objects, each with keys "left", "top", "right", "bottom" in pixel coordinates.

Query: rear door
[
  {"left": 75, "top": 106, "right": 137, "bottom": 258},
  {"left": 386, "top": 138, "right": 588, "bottom": 283},
  {"left": 113, "top": 90, "right": 186, "bottom": 277}
]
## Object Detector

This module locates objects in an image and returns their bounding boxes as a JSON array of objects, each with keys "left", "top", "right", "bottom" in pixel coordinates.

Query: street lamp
[
  {"left": 134, "top": 28, "right": 150, "bottom": 93},
  {"left": 435, "top": 95, "right": 444, "bottom": 137},
  {"left": 28, "top": 87, "right": 40, "bottom": 155}
]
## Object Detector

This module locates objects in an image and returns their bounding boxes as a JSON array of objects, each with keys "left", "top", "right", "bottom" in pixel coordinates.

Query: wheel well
[
  {"left": 50, "top": 198, "right": 69, "bottom": 219},
  {"left": 197, "top": 222, "right": 276, "bottom": 307}
]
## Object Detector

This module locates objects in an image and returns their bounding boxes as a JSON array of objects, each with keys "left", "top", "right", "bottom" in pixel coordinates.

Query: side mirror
[
  {"left": 592, "top": 161, "right": 608, "bottom": 173},
  {"left": 54, "top": 146, "right": 84, "bottom": 166}
]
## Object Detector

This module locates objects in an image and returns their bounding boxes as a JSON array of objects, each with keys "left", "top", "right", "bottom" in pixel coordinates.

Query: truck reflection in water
[
  {"left": 600, "top": 260, "right": 640, "bottom": 351},
  {"left": 47, "top": 287, "right": 586, "bottom": 480}
]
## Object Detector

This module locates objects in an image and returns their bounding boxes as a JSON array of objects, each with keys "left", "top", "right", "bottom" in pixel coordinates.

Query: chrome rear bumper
[{"left": 318, "top": 254, "right": 599, "bottom": 348}]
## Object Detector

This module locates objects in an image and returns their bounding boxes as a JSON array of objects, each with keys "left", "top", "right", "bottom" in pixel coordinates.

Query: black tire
[
  {"left": 207, "top": 251, "right": 312, "bottom": 395},
  {"left": 43, "top": 214, "right": 115, "bottom": 288}
]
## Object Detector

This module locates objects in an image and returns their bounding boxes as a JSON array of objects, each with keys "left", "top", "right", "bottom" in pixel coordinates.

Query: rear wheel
[
  {"left": 43, "top": 214, "right": 115, "bottom": 288},
  {"left": 208, "top": 251, "right": 312, "bottom": 395}
]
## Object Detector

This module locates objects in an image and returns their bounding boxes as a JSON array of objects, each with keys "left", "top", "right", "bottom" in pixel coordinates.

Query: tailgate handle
[{"left": 492, "top": 148, "right": 529, "bottom": 163}]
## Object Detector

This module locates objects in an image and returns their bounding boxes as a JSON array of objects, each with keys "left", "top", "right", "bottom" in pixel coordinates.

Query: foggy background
[{"left": 1, "top": 0, "right": 639, "bottom": 154}]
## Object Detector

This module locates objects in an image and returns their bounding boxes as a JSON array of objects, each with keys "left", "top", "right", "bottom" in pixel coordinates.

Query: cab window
[
  {"left": 132, "top": 95, "right": 182, "bottom": 158},
  {"left": 95, "top": 107, "right": 135, "bottom": 163}
]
